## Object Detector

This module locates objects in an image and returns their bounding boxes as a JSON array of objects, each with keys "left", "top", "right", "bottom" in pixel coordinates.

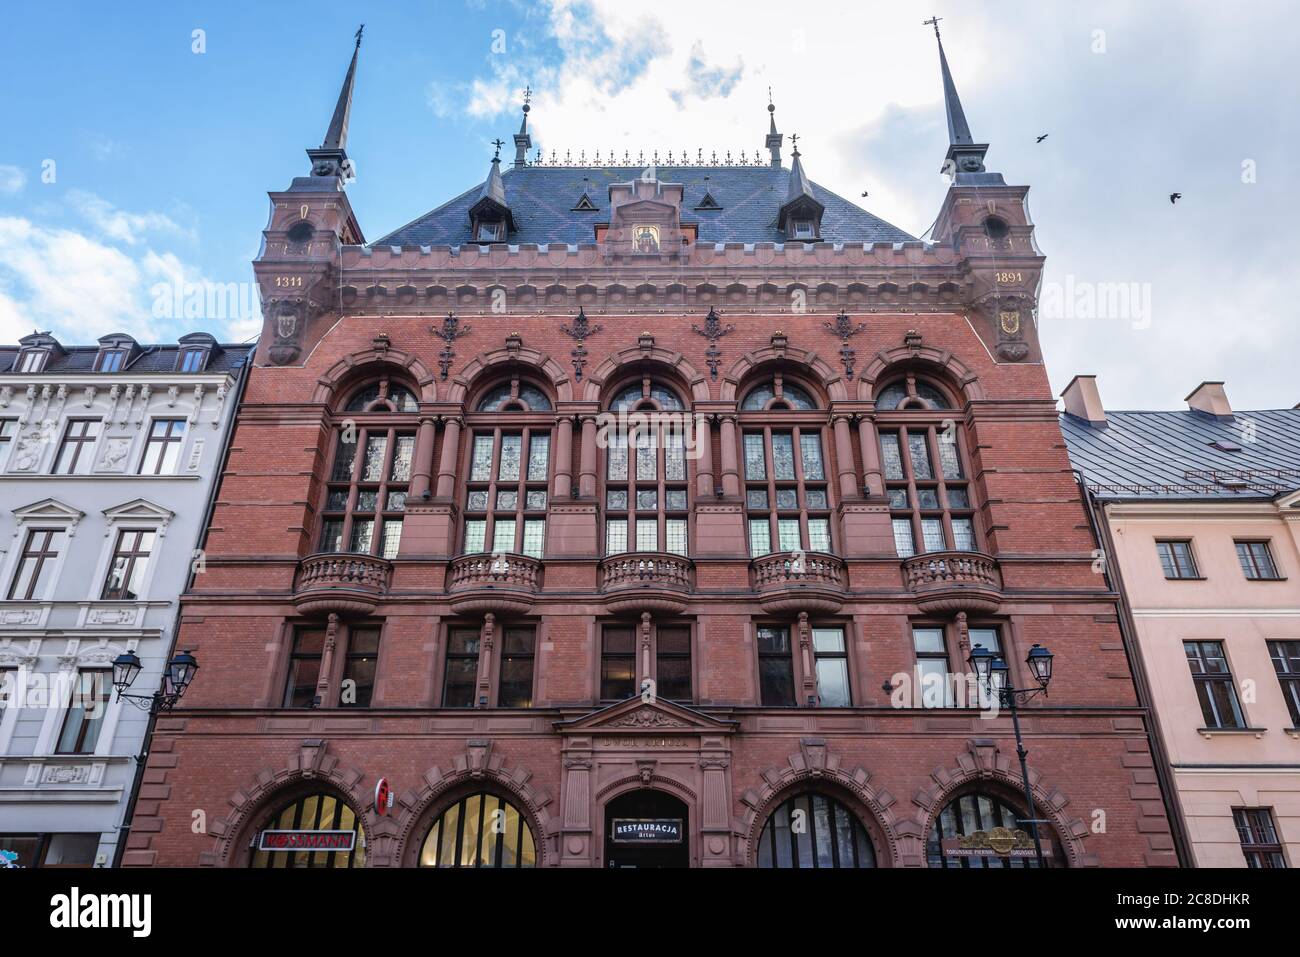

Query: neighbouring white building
[{"left": 0, "top": 330, "right": 252, "bottom": 867}]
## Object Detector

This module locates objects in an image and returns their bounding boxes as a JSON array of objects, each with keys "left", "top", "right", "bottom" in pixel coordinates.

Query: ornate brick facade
[{"left": 125, "top": 30, "right": 1178, "bottom": 868}]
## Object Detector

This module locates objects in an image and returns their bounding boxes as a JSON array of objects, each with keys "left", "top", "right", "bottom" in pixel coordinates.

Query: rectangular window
[
  {"left": 55, "top": 671, "right": 111, "bottom": 754},
  {"left": 914, "top": 626, "right": 954, "bottom": 708},
  {"left": 771, "top": 433, "right": 796, "bottom": 481},
  {"left": 664, "top": 434, "right": 686, "bottom": 482},
  {"left": 17, "top": 350, "right": 46, "bottom": 372},
  {"left": 527, "top": 434, "right": 549, "bottom": 482},
  {"left": 635, "top": 434, "right": 657, "bottom": 481},
  {"left": 807, "top": 518, "right": 831, "bottom": 553},
  {"left": 880, "top": 432, "right": 905, "bottom": 481},
  {"left": 1269, "top": 640, "right": 1300, "bottom": 727},
  {"left": 920, "top": 518, "right": 946, "bottom": 553},
  {"left": 1157, "top": 540, "right": 1199, "bottom": 579},
  {"left": 178, "top": 348, "right": 206, "bottom": 372},
  {"left": 54, "top": 419, "right": 100, "bottom": 475},
  {"left": 757, "top": 626, "right": 796, "bottom": 706},
  {"left": 892, "top": 518, "right": 915, "bottom": 558},
  {"left": 463, "top": 519, "right": 487, "bottom": 554},
  {"left": 492, "top": 518, "right": 516, "bottom": 554},
  {"left": 812, "top": 627, "right": 850, "bottom": 707},
  {"left": 521, "top": 519, "right": 546, "bottom": 558},
  {"left": 0, "top": 418, "right": 16, "bottom": 465},
  {"left": 95, "top": 350, "right": 125, "bottom": 372},
  {"left": 749, "top": 519, "right": 771, "bottom": 557},
  {"left": 799, "top": 434, "right": 825, "bottom": 481},
  {"left": 498, "top": 627, "right": 535, "bottom": 708},
  {"left": 331, "top": 433, "right": 357, "bottom": 480},
  {"left": 776, "top": 518, "right": 801, "bottom": 552},
  {"left": 607, "top": 434, "right": 628, "bottom": 481},
  {"left": 390, "top": 435, "right": 414, "bottom": 482},
  {"left": 1233, "top": 808, "right": 1287, "bottom": 868},
  {"left": 636, "top": 518, "right": 658, "bottom": 551},
  {"left": 470, "top": 435, "right": 494, "bottom": 481},
  {"left": 938, "top": 435, "right": 963, "bottom": 479},
  {"left": 951, "top": 518, "right": 975, "bottom": 552},
  {"left": 100, "top": 529, "right": 155, "bottom": 600},
  {"left": 380, "top": 519, "right": 402, "bottom": 559},
  {"left": 907, "top": 433, "right": 933, "bottom": 480},
  {"left": 968, "top": 626, "right": 1002, "bottom": 705},
  {"left": 442, "top": 628, "right": 481, "bottom": 708},
  {"left": 601, "top": 626, "right": 636, "bottom": 701},
  {"left": 361, "top": 434, "right": 387, "bottom": 482},
  {"left": 340, "top": 627, "right": 380, "bottom": 707},
  {"left": 664, "top": 518, "right": 688, "bottom": 556},
  {"left": 655, "top": 626, "right": 692, "bottom": 703},
  {"left": 8, "top": 528, "right": 66, "bottom": 600},
  {"left": 283, "top": 629, "right": 325, "bottom": 708},
  {"left": 1236, "top": 541, "right": 1280, "bottom": 580},
  {"left": 605, "top": 519, "right": 628, "bottom": 555},
  {"left": 743, "top": 433, "right": 767, "bottom": 480},
  {"left": 349, "top": 518, "right": 375, "bottom": 553},
  {"left": 1185, "top": 640, "right": 1245, "bottom": 729}
]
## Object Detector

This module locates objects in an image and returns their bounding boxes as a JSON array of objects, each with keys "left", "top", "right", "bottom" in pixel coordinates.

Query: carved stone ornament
[
  {"left": 977, "top": 292, "right": 1035, "bottom": 363},
  {"left": 268, "top": 299, "right": 309, "bottom": 366},
  {"left": 608, "top": 708, "right": 689, "bottom": 729}
]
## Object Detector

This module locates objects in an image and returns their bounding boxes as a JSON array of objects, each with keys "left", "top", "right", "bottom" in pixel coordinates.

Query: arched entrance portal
[{"left": 604, "top": 790, "right": 689, "bottom": 869}]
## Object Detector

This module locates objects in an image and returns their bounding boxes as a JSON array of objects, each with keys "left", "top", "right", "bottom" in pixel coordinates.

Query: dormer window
[
  {"left": 95, "top": 349, "right": 127, "bottom": 373},
  {"left": 476, "top": 220, "right": 505, "bottom": 243},
  {"left": 791, "top": 219, "right": 815, "bottom": 239},
  {"left": 178, "top": 348, "right": 208, "bottom": 373},
  {"left": 15, "top": 350, "right": 47, "bottom": 373}
]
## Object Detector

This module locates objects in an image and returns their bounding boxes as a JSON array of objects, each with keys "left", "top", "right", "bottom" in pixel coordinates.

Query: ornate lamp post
[{"left": 967, "top": 642, "right": 1055, "bottom": 867}]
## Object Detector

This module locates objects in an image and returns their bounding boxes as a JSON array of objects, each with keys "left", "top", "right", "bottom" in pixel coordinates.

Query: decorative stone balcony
[
  {"left": 294, "top": 553, "right": 392, "bottom": 616},
  {"left": 599, "top": 552, "right": 694, "bottom": 615},
  {"left": 447, "top": 553, "right": 543, "bottom": 615},
  {"left": 749, "top": 551, "right": 847, "bottom": 614},
  {"left": 901, "top": 550, "right": 1002, "bottom": 615}
]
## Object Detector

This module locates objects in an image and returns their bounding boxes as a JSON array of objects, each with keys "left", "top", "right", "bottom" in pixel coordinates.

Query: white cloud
[
  {"left": 66, "top": 190, "right": 192, "bottom": 246},
  {"left": 0, "top": 165, "right": 27, "bottom": 195}
]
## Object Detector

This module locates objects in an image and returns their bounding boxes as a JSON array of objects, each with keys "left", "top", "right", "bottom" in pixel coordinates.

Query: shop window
[
  {"left": 927, "top": 790, "right": 1062, "bottom": 868},
  {"left": 418, "top": 792, "right": 536, "bottom": 867},
  {"left": 249, "top": 792, "right": 366, "bottom": 868},
  {"left": 757, "top": 791, "right": 875, "bottom": 868}
]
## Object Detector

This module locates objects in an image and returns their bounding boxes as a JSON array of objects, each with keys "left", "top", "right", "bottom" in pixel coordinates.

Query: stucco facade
[{"left": 0, "top": 333, "right": 250, "bottom": 867}]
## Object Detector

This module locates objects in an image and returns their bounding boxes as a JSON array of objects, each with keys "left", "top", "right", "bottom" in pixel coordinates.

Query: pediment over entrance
[{"left": 554, "top": 697, "right": 736, "bottom": 735}]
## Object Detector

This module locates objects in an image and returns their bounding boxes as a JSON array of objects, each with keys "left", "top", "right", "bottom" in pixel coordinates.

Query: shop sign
[
  {"left": 939, "top": 826, "right": 1051, "bottom": 859},
  {"left": 257, "top": 829, "right": 356, "bottom": 852},
  {"left": 611, "top": 818, "right": 683, "bottom": 844}
]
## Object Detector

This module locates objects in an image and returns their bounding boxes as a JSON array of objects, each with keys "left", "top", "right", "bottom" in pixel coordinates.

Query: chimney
[
  {"left": 1185, "top": 381, "right": 1233, "bottom": 420},
  {"left": 1060, "top": 375, "right": 1107, "bottom": 426}
]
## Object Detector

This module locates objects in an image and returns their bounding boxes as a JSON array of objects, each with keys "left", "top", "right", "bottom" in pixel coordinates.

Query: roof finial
[
  {"left": 765, "top": 87, "right": 783, "bottom": 167},
  {"left": 926, "top": 18, "right": 991, "bottom": 178},
  {"left": 306, "top": 26, "right": 364, "bottom": 180},
  {"left": 513, "top": 85, "right": 533, "bottom": 167},
  {"left": 492, "top": 137, "right": 504, "bottom": 161}
]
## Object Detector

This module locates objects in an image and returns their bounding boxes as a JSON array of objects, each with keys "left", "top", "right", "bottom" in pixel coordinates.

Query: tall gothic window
[
  {"left": 875, "top": 373, "right": 977, "bottom": 557},
  {"left": 463, "top": 377, "right": 553, "bottom": 557},
  {"left": 319, "top": 377, "right": 418, "bottom": 559},
  {"left": 739, "top": 374, "right": 831, "bottom": 556},
  {"left": 603, "top": 378, "right": 689, "bottom": 556}
]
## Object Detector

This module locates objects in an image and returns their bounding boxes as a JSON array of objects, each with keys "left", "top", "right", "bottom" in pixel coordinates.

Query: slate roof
[
  {"left": 373, "top": 164, "right": 915, "bottom": 248},
  {"left": 1060, "top": 408, "right": 1300, "bottom": 500},
  {"left": 0, "top": 340, "right": 254, "bottom": 376}
]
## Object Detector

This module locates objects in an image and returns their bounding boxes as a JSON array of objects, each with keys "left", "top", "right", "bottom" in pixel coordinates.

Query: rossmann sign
[{"left": 257, "top": 830, "right": 357, "bottom": 852}]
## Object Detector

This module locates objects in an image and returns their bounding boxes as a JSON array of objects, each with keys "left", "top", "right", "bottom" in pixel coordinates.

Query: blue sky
[{"left": 0, "top": 1, "right": 1295, "bottom": 410}]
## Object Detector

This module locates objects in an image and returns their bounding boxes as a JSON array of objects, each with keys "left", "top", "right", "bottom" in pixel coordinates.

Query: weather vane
[
  {"left": 923, "top": 16, "right": 942, "bottom": 38},
  {"left": 354, "top": 23, "right": 365, "bottom": 47},
  {"left": 523, "top": 84, "right": 532, "bottom": 107},
  {"left": 491, "top": 138, "right": 504, "bottom": 159}
]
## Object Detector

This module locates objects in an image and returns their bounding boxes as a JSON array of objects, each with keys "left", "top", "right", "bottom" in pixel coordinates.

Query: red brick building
[{"left": 127, "top": 28, "right": 1180, "bottom": 868}]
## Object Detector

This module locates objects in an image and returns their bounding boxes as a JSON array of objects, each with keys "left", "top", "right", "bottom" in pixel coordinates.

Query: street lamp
[
  {"left": 967, "top": 641, "right": 1055, "bottom": 868},
  {"left": 112, "top": 649, "right": 199, "bottom": 714}
]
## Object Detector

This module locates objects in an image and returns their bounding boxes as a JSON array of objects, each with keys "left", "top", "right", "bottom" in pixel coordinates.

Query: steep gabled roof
[
  {"left": 372, "top": 164, "right": 915, "bottom": 247},
  {"left": 1061, "top": 408, "right": 1300, "bottom": 500}
]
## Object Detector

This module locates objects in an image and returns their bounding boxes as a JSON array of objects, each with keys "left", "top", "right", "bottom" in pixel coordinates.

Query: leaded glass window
[
  {"left": 602, "top": 384, "right": 690, "bottom": 556},
  {"left": 463, "top": 425, "right": 550, "bottom": 556},
  {"left": 742, "top": 424, "right": 833, "bottom": 557}
]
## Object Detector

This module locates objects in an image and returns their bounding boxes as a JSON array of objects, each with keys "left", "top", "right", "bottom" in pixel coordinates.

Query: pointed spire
[
  {"left": 469, "top": 140, "right": 515, "bottom": 236},
  {"left": 786, "top": 134, "right": 814, "bottom": 203},
  {"left": 778, "top": 134, "right": 824, "bottom": 238},
  {"left": 924, "top": 16, "right": 990, "bottom": 178},
  {"left": 513, "top": 85, "right": 533, "bottom": 168},
  {"left": 765, "top": 87, "right": 783, "bottom": 167},
  {"left": 306, "top": 25, "right": 364, "bottom": 180}
]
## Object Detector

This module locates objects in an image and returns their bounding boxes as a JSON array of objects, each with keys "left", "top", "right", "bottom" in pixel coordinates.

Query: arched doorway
[
  {"left": 927, "top": 788, "right": 1065, "bottom": 868},
  {"left": 603, "top": 790, "right": 689, "bottom": 869}
]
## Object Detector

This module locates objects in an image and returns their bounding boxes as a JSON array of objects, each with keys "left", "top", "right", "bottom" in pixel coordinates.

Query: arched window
[
  {"left": 927, "top": 789, "right": 1063, "bottom": 868},
  {"left": 249, "top": 791, "right": 366, "bottom": 868},
  {"left": 463, "top": 377, "right": 553, "bottom": 557},
  {"left": 418, "top": 791, "right": 537, "bottom": 867},
  {"left": 875, "top": 373, "right": 977, "bottom": 557},
  {"left": 757, "top": 790, "right": 876, "bottom": 868},
  {"left": 320, "top": 377, "right": 418, "bottom": 558},
  {"left": 738, "top": 373, "right": 831, "bottom": 556},
  {"left": 603, "top": 378, "right": 690, "bottom": 556}
]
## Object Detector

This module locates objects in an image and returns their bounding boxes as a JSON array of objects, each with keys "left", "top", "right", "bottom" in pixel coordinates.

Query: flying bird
[
  {"left": 1036, "top": 133, "right": 1049, "bottom": 143},
  {"left": 860, "top": 190, "right": 869, "bottom": 197},
  {"left": 1170, "top": 193, "right": 1182, "bottom": 204}
]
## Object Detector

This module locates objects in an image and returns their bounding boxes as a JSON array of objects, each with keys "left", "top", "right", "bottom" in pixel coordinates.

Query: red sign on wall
[{"left": 257, "top": 829, "right": 356, "bottom": 852}]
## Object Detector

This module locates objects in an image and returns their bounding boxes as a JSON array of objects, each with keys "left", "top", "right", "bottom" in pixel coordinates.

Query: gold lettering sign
[{"left": 999, "top": 310, "right": 1021, "bottom": 336}]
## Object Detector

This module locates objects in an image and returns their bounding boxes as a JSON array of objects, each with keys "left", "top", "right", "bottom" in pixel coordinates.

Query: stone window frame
[
  {"left": 2, "top": 499, "right": 84, "bottom": 605},
  {"left": 278, "top": 619, "right": 386, "bottom": 710},
  {"left": 86, "top": 499, "right": 173, "bottom": 605},
  {"left": 750, "top": 616, "right": 857, "bottom": 709},
  {"left": 595, "top": 618, "right": 696, "bottom": 706},
  {"left": 875, "top": 373, "right": 979, "bottom": 557},
  {"left": 461, "top": 375, "right": 555, "bottom": 558},
  {"left": 737, "top": 371, "right": 833, "bottom": 558},
  {"left": 33, "top": 636, "right": 134, "bottom": 759},
  {"left": 436, "top": 618, "right": 539, "bottom": 709}
]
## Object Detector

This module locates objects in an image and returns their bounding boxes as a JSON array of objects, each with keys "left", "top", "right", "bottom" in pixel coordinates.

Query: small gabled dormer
[
  {"left": 12, "top": 331, "right": 66, "bottom": 373},
  {"left": 94, "top": 333, "right": 140, "bottom": 373},
  {"left": 176, "top": 332, "right": 219, "bottom": 373},
  {"left": 777, "top": 138, "right": 824, "bottom": 242},
  {"left": 468, "top": 144, "right": 515, "bottom": 244}
]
